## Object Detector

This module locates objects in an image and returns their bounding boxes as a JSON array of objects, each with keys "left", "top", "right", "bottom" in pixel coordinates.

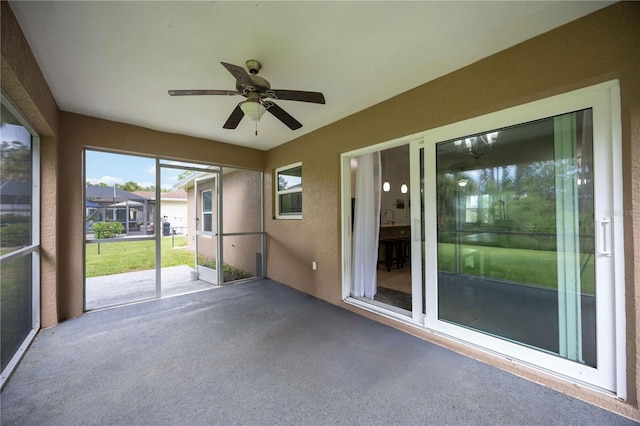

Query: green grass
[
  {"left": 85, "top": 236, "right": 253, "bottom": 281},
  {"left": 85, "top": 236, "right": 193, "bottom": 277},
  {"left": 1, "top": 256, "right": 33, "bottom": 371},
  {"left": 437, "top": 242, "right": 595, "bottom": 294}
]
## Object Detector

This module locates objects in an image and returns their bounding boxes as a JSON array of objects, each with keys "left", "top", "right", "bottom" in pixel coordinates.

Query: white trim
[
  {"left": 275, "top": 161, "right": 302, "bottom": 220},
  {"left": 607, "top": 83, "right": 626, "bottom": 399}
]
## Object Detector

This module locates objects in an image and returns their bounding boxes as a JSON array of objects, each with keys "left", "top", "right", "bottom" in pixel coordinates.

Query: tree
[
  {"left": 1, "top": 140, "right": 30, "bottom": 181},
  {"left": 118, "top": 181, "right": 143, "bottom": 192}
]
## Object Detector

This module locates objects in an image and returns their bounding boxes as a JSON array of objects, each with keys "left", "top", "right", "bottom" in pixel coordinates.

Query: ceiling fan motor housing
[{"left": 246, "top": 59, "right": 262, "bottom": 75}]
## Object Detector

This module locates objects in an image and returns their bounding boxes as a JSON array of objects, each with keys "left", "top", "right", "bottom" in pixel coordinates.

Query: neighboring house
[
  {"left": 0, "top": 181, "right": 30, "bottom": 217},
  {"left": 132, "top": 189, "right": 188, "bottom": 235},
  {"left": 85, "top": 185, "right": 153, "bottom": 235},
  {"left": 2, "top": 2, "right": 640, "bottom": 419}
]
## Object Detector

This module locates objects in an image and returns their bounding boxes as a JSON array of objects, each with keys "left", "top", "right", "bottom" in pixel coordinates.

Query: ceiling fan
[{"left": 169, "top": 60, "right": 325, "bottom": 131}]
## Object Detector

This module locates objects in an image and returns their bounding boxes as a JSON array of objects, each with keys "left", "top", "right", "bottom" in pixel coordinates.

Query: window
[
  {"left": 202, "top": 189, "right": 212, "bottom": 231},
  {"left": 275, "top": 162, "right": 302, "bottom": 219},
  {"left": 1, "top": 97, "right": 40, "bottom": 388}
]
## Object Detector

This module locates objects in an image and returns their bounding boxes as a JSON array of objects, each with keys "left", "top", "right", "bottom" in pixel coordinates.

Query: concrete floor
[
  {"left": 85, "top": 265, "right": 216, "bottom": 310},
  {"left": 1, "top": 279, "right": 635, "bottom": 425}
]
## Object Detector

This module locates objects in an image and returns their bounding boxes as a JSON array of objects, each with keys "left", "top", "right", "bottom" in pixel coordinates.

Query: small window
[
  {"left": 202, "top": 189, "right": 212, "bottom": 231},
  {"left": 275, "top": 162, "right": 302, "bottom": 219}
]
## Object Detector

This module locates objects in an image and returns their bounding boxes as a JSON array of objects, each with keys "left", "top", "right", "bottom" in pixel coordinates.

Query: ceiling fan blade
[
  {"left": 271, "top": 90, "right": 325, "bottom": 104},
  {"left": 266, "top": 102, "right": 302, "bottom": 130},
  {"left": 223, "top": 104, "right": 245, "bottom": 129},
  {"left": 221, "top": 62, "right": 254, "bottom": 89},
  {"left": 168, "top": 90, "right": 239, "bottom": 96}
]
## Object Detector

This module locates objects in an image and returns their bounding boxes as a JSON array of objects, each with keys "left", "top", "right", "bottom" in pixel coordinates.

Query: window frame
[
  {"left": 201, "top": 189, "right": 213, "bottom": 232},
  {"left": 0, "top": 95, "right": 40, "bottom": 389},
  {"left": 275, "top": 162, "right": 302, "bottom": 220}
]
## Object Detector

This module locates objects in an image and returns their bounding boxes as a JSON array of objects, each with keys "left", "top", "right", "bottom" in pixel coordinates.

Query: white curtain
[{"left": 352, "top": 152, "right": 382, "bottom": 298}]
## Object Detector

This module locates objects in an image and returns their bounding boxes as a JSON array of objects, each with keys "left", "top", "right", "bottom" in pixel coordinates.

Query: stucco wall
[
  {"left": 263, "top": 2, "right": 640, "bottom": 419},
  {"left": 1, "top": 1, "right": 60, "bottom": 327},
  {"left": 222, "top": 169, "right": 263, "bottom": 277}
]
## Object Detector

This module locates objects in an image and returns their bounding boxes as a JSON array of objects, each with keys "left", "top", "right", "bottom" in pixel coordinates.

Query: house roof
[
  {"left": 132, "top": 189, "right": 187, "bottom": 201},
  {"left": 8, "top": 1, "right": 611, "bottom": 151},
  {"left": 0, "top": 181, "right": 30, "bottom": 203},
  {"left": 86, "top": 185, "right": 147, "bottom": 203}
]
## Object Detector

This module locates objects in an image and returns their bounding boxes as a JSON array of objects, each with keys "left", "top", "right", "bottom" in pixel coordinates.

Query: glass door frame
[
  {"left": 194, "top": 173, "right": 222, "bottom": 285},
  {"left": 341, "top": 80, "right": 625, "bottom": 397},
  {"left": 422, "top": 81, "right": 624, "bottom": 395},
  {"left": 340, "top": 137, "right": 425, "bottom": 325},
  {"left": 0, "top": 95, "right": 40, "bottom": 388}
]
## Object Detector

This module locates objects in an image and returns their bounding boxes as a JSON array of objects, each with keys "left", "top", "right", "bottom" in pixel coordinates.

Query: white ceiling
[{"left": 9, "top": 1, "right": 611, "bottom": 151}]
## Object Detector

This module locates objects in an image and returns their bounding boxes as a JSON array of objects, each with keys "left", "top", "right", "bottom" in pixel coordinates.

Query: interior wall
[{"left": 264, "top": 2, "right": 640, "bottom": 418}]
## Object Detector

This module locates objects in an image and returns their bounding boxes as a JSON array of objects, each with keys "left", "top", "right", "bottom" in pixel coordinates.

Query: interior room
[{"left": 2, "top": 1, "right": 639, "bottom": 422}]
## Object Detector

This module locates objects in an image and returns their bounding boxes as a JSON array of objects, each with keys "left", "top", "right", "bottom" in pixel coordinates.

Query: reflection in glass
[
  {"left": 1, "top": 120, "right": 32, "bottom": 250},
  {"left": 0, "top": 255, "right": 33, "bottom": 372},
  {"left": 436, "top": 109, "right": 596, "bottom": 366},
  {"left": 277, "top": 165, "right": 302, "bottom": 191},
  {"left": 1, "top": 104, "right": 35, "bottom": 379}
]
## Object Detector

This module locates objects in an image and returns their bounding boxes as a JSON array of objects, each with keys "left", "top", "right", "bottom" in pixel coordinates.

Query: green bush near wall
[{"left": 91, "top": 221, "right": 124, "bottom": 239}]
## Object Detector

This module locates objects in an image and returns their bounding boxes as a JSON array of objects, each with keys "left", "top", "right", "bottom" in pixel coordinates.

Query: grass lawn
[
  {"left": 437, "top": 242, "right": 595, "bottom": 295},
  {"left": 1, "top": 255, "right": 33, "bottom": 371},
  {"left": 85, "top": 236, "right": 193, "bottom": 277}
]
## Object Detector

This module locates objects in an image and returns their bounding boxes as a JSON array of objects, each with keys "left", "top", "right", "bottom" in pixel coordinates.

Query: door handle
[{"left": 596, "top": 217, "right": 612, "bottom": 256}]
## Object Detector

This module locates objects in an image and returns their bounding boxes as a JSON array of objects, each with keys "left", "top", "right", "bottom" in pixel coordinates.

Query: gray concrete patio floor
[
  {"left": 2, "top": 279, "right": 635, "bottom": 425},
  {"left": 85, "top": 265, "right": 216, "bottom": 310}
]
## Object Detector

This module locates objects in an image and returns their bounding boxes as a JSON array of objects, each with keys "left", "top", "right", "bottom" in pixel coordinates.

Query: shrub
[{"left": 91, "top": 221, "right": 124, "bottom": 239}]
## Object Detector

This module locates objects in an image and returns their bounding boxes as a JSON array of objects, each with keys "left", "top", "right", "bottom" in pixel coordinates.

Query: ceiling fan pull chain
[{"left": 255, "top": 119, "right": 258, "bottom": 136}]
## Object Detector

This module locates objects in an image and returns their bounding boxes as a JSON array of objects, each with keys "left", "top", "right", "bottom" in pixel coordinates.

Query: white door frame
[{"left": 194, "top": 173, "right": 222, "bottom": 285}]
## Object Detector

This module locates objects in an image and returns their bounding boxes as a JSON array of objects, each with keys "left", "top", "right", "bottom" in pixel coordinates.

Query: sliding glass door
[
  {"left": 343, "top": 139, "right": 424, "bottom": 322},
  {"left": 434, "top": 109, "right": 597, "bottom": 364},
  {"left": 424, "top": 82, "right": 623, "bottom": 393},
  {"left": 343, "top": 81, "right": 623, "bottom": 395}
]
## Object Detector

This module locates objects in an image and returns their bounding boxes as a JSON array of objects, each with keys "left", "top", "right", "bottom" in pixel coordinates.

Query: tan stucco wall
[
  {"left": 264, "top": 2, "right": 640, "bottom": 419},
  {"left": 2, "top": 1, "right": 60, "bottom": 327}
]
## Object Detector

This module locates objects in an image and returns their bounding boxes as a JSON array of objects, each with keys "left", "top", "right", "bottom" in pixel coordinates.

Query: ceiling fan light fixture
[{"left": 240, "top": 100, "right": 266, "bottom": 121}]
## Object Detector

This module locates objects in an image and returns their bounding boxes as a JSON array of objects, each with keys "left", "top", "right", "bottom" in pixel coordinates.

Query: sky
[{"left": 85, "top": 150, "right": 190, "bottom": 191}]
